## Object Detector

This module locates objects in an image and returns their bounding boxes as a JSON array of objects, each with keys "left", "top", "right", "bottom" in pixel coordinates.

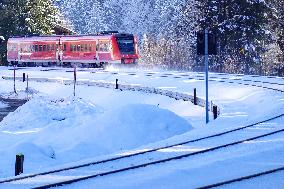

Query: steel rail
[
  {"left": 30, "top": 128, "right": 284, "bottom": 189},
  {"left": 1, "top": 113, "right": 283, "bottom": 185},
  {"left": 197, "top": 166, "right": 284, "bottom": 189}
]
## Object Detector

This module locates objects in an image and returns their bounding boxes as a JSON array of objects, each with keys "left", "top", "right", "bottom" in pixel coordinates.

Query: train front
[{"left": 111, "top": 33, "right": 139, "bottom": 64}]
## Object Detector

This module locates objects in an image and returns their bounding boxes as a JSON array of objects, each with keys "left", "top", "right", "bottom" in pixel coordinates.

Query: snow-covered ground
[
  {"left": 0, "top": 66, "right": 283, "bottom": 188},
  {"left": 0, "top": 101, "right": 7, "bottom": 108}
]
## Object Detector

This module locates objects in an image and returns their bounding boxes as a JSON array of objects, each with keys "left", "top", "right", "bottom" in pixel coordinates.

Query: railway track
[
  {"left": 197, "top": 166, "right": 284, "bottom": 189},
  {"left": 156, "top": 72, "right": 284, "bottom": 92},
  {"left": 0, "top": 114, "right": 283, "bottom": 188},
  {"left": 103, "top": 71, "right": 284, "bottom": 93},
  {"left": 1, "top": 68, "right": 283, "bottom": 188},
  {"left": 3, "top": 68, "right": 284, "bottom": 96}
]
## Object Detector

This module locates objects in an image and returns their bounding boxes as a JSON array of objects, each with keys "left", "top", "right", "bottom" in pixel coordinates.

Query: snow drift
[{"left": 0, "top": 96, "right": 192, "bottom": 177}]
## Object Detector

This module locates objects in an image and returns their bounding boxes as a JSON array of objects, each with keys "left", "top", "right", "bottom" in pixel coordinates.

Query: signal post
[{"left": 197, "top": 30, "right": 217, "bottom": 124}]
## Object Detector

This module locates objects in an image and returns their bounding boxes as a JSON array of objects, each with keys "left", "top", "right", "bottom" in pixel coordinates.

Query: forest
[{"left": 0, "top": 0, "right": 283, "bottom": 76}]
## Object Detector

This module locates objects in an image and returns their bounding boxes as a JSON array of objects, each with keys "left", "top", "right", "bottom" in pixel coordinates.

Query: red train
[{"left": 7, "top": 32, "right": 139, "bottom": 67}]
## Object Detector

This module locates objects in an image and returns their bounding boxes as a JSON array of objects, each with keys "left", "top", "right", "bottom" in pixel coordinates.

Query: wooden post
[
  {"left": 26, "top": 74, "right": 29, "bottom": 90},
  {"left": 73, "top": 65, "right": 76, "bottom": 97},
  {"left": 193, "top": 88, "right": 197, "bottom": 105},
  {"left": 13, "top": 65, "right": 16, "bottom": 94},
  {"left": 213, "top": 105, "right": 218, "bottom": 119},
  {"left": 15, "top": 153, "right": 24, "bottom": 176},
  {"left": 26, "top": 74, "right": 29, "bottom": 99},
  {"left": 115, "top": 79, "right": 118, "bottom": 89}
]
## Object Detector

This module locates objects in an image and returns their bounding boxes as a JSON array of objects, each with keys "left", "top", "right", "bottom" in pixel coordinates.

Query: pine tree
[
  {"left": 265, "top": 0, "right": 284, "bottom": 76},
  {"left": 197, "top": 0, "right": 271, "bottom": 74},
  {"left": 85, "top": 0, "right": 106, "bottom": 33},
  {"left": 0, "top": 0, "right": 60, "bottom": 65},
  {"left": 25, "top": 0, "right": 59, "bottom": 34},
  {"left": 56, "top": 0, "right": 82, "bottom": 33}
]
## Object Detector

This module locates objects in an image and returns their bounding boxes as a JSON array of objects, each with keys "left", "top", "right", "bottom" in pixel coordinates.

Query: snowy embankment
[
  {"left": 0, "top": 66, "right": 283, "bottom": 188},
  {"left": 0, "top": 96, "right": 191, "bottom": 158},
  {"left": 0, "top": 101, "right": 7, "bottom": 108},
  {"left": 0, "top": 73, "right": 195, "bottom": 178}
]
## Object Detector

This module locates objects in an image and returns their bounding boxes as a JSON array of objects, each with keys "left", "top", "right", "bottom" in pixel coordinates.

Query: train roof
[
  {"left": 8, "top": 33, "right": 134, "bottom": 42},
  {"left": 8, "top": 36, "right": 61, "bottom": 42}
]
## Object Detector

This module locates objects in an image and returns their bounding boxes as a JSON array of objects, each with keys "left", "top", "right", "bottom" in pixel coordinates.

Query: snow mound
[
  {"left": 78, "top": 104, "right": 193, "bottom": 153},
  {"left": 0, "top": 101, "right": 7, "bottom": 108},
  {"left": 0, "top": 97, "right": 192, "bottom": 169},
  {"left": 0, "top": 87, "right": 39, "bottom": 99},
  {"left": 0, "top": 96, "right": 101, "bottom": 131},
  {"left": 57, "top": 104, "right": 193, "bottom": 160}
]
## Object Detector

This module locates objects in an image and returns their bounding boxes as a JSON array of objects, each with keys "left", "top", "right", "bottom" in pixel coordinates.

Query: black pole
[
  {"left": 73, "top": 66, "right": 76, "bottom": 97},
  {"left": 27, "top": 74, "right": 28, "bottom": 90},
  {"left": 26, "top": 74, "right": 29, "bottom": 99},
  {"left": 13, "top": 65, "right": 16, "bottom": 94},
  {"left": 193, "top": 88, "right": 197, "bottom": 105},
  {"left": 115, "top": 79, "right": 118, "bottom": 89},
  {"left": 23, "top": 73, "right": 25, "bottom": 82},
  {"left": 15, "top": 153, "right": 24, "bottom": 176},
  {"left": 213, "top": 105, "right": 218, "bottom": 119}
]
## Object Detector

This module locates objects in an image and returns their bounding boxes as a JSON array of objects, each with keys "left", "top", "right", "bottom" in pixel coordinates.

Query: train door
[
  {"left": 58, "top": 40, "right": 63, "bottom": 62},
  {"left": 17, "top": 42, "right": 21, "bottom": 63},
  {"left": 55, "top": 42, "right": 59, "bottom": 63},
  {"left": 97, "top": 40, "right": 111, "bottom": 62},
  {"left": 95, "top": 39, "right": 99, "bottom": 63}
]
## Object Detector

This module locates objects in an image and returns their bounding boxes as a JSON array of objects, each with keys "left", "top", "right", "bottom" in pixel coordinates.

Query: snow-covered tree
[
  {"left": 26, "top": 0, "right": 59, "bottom": 34},
  {"left": 0, "top": 0, "right": 59, "bottom": 65},
  {"left": 197, "top": 0, "right": 272, "bottom": 74}
]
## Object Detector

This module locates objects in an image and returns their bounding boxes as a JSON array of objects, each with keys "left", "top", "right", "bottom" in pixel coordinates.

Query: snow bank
[
  {"left": 0, "top": 96, "right": 192, "bottom": 176},
  {"left": 80, "top": 104, "right": 193, "bottom": 152},
  {"left": 0, "top": 101, "right": 7, "bottom": 108}
]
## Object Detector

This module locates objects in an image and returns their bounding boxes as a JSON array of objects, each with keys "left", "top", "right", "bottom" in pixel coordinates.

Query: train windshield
[{"left": 116, "top": 36, "right": 135, "bottom": 54}]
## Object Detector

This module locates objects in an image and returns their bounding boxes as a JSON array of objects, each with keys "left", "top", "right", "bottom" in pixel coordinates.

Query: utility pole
[
  {"left": 205, "top": 29, "right": 209, "bottom": 124},
  {"left": 197, "top": 30, "right": 217, "bottom": 124}
]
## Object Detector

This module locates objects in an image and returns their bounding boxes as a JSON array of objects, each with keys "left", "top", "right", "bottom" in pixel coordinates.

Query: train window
[
  {"left": 71, "top": 44, "right": 76, "bottom": 52},
  {"left": 32, "top": 45, "right": 35, "bottom": 52},
  {"left": 63, "top": 44, "right": 66, "bottom": 51},
  {"left": 35, "top": 45, "right": 38, "bottom": 52},
  {"left": 77, "top": 44, "right": 81, "bottom": 51},
  {"left": 81, "top": 44, "right": 84, "bottom": 51},
  {"left": 89, "top": 44, "right": 92, "bottom": 51},
  {"left": 47, "top": 44, "right": 50, "bottom": 51},
  {"left": 43, "top": 45, "right": 47, "bottom": 51},
  {"left": 9, "top": 44, "right": 15, "bottom": 51},
  {"left": 39, "top": 45, "right": 42, "bottom": 52},
  {"left": 116, "top": 37, "right": 135, "bottom": 54},
  {"left": 56, "top": 44, "right": 59, "bottom": 51},
  {"left": 84, "top": 44, "right": 88, "bottom": 51},
  {"left": 99, "top": 41, "right": 109, "bottom": 52},
  {"left": 51, "top": 44, "right": 54, "bottom": 51}
]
